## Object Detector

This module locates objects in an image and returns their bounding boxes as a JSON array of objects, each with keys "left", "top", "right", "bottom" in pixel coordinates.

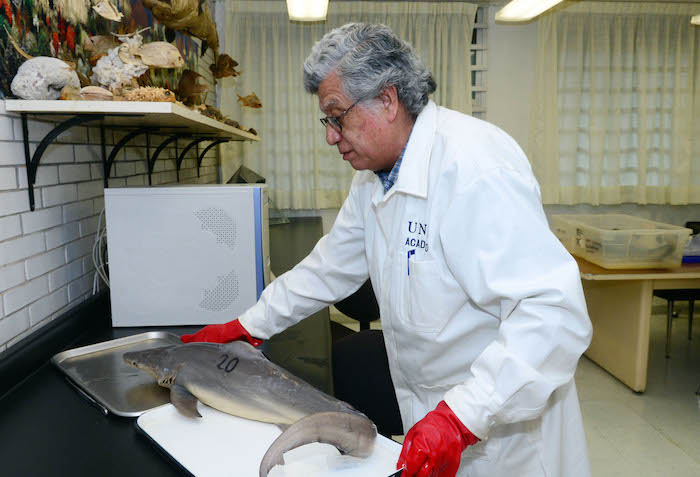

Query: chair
[
  {"left": 653, "top": 289, "right": 699, "bottom": 358},
  {"left": 330, "top": 279, "right": 380, "bottom": 341},
  {"left": 332, "top": 330, "right": 404, "bottom": 437},
  {"left": 330, "top": 279, "right": 403, "bottom": 437}
]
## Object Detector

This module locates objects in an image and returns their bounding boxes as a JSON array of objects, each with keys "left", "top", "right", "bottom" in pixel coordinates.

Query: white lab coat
[{"left": 240, "top": 101, "right": 593, "bottom": 477}]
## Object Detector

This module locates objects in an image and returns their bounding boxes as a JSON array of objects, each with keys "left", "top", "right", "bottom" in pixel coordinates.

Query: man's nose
[{"left": 325, "top": 125, "right": 342, "bottom": 145}]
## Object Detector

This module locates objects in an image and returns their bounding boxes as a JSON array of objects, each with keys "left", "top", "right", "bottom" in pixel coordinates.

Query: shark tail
[{"left": 258, "top": 411, "right": 377, "bottom": 477}]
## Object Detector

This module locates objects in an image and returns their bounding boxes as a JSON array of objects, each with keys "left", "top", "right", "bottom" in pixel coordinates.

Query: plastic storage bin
[{"left": 551, "top": 214, "right": 692, "bottom": 269}]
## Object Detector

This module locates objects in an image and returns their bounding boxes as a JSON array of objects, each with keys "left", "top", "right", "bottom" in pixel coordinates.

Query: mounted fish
[
  {"left": 113, "top": 29, "right": 185, "bottom": 69},
  {"left": 238, "top": 91, "right": 262, "bottom": 109},
  {"left": 123, "top": 341, "right": 377, "bottom": 477},
  {"left": 210, "top": 54, "right": 240, "bottom": 79},
  {"left": 92, "top": 0, "right": 124, "bottom": 21},
  {"left": 136, "top": 42, "right": 185, "bottom": 68},
  {"left": 141, "top": 0, "right": 219, "bottom": 57},
  {"left": 177, "top": 69, "right": 208, "bottom": 106},
  {"left": 92, "top": 27, "right": 185, "bottom": 91},
  {"left": 113, "top": 29, "right": 150, "bottom": 66}
]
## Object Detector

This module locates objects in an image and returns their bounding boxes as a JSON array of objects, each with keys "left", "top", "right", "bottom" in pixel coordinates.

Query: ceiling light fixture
[
  {"left": 495, "top": 0, "right": 565, "bottom": 22},
  {"left": 286, "top": 0, "right": 329, "bottom": 22},
  {"left": 692, "top": 15, "right": 700, "bottom": 26}
]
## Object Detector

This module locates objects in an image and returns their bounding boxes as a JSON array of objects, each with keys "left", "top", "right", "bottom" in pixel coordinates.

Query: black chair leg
[
  {"left": 666, "top": 300, "right": 674, "bottom": 358},
  {"left": 689, "top": 300, "right": 694, "bottom": 340}
]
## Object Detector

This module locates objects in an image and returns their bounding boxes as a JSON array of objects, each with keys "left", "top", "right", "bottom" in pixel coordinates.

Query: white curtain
[
  {"left": 217, "top": 0, "right": 477, "bottom": 209},
  {"left": 529, "top": 2, "right": 700, "bottom": 205}
]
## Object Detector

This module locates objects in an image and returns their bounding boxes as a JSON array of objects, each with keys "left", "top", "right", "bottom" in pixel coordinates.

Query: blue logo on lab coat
[
  {"left": 405, "top": 221, "right": 428, "bottom": 252},
  {"left": 406, "top": 221, "right": 428, "bottom": 275}
]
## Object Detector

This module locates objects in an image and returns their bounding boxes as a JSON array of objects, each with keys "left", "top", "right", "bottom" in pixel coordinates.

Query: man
[{"left": 182, "top": 23, "right": 592, "bottom": 477}]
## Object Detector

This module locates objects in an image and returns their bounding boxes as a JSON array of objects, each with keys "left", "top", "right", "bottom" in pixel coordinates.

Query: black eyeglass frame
[{"left": 320, "top": 98, "right": 362, "bottom": 132}]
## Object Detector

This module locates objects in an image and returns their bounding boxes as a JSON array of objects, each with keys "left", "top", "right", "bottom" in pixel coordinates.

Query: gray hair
[{"left": 303, "top": 23, "right": 436, "bottom": 118}]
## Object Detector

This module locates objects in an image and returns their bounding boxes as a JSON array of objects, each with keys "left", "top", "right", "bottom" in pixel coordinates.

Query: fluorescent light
[
  {"left": 286, "top": 0, "right": 329, "bottom": 22},
  {"left": 692, "top": 15, "right": 700, "bottom": 26},
  {"left": 496, "top": 0, "right": 565, "bottom": 22}
]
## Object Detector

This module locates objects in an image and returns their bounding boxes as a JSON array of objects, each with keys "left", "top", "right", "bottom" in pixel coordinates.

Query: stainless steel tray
[{"left": 52, "top": 331, "right": 182, "bottom": 417}]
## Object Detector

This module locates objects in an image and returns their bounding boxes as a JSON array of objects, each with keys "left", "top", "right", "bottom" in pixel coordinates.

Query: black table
[{"left": 0, "top": 217, "right": 332, "bottom": 477}]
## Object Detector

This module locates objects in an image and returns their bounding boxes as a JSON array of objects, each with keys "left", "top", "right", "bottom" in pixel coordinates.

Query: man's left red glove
[{"left": 397, "top": 401, "right": 479, "bottom": 477}]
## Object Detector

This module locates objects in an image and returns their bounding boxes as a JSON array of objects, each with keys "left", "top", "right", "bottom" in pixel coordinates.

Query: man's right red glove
[{"left": 180, "top": 319, "right": 263, "bottom": 346}]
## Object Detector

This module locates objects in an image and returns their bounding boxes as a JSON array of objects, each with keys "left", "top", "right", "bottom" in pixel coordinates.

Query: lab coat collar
[{"left": 373, "top": 101, "right": 436, "bottom": 205}]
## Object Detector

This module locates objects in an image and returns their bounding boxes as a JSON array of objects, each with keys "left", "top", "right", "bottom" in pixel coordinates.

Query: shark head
[{"left": 123, "top": 345, "right": 178, "bottom": 388}]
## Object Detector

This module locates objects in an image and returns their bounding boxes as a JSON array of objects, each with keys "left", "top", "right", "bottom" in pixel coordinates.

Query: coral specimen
[{"left": 11, "top": 56, "right": 80, "bottom": 99}]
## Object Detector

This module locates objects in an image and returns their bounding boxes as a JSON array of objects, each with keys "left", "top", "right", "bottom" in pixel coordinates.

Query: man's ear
[{"left": 379, "top": 85, "right": 400, "bottom": 122}]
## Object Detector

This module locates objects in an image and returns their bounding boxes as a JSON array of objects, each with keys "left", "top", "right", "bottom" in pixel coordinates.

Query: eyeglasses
[{"left": 320, "top": 98, "right": 361, "bottom": 133}]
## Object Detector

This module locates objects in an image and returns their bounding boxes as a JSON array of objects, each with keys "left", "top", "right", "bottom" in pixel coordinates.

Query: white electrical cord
[{"left": 92, "top": 207, "right": 110, "bottom": 293}]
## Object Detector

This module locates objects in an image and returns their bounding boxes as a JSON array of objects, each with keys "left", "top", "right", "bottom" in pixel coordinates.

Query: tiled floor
[
  {"left": 578, "top": 301, "right": 700, "bottom": 476},
  {"left": 331, "top": 299, "right": 700, "bottom": 475}
]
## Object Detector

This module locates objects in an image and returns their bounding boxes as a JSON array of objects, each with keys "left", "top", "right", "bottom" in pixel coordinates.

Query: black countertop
[
  {"left": 0, "top": 217, "right": 332, "bottom": 477},
  {"left": 0, "top": 320, "right": 332, "bottom": 477}
]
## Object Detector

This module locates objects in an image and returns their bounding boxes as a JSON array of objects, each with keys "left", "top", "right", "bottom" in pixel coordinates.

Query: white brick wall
[
  {"left": 45, "top": 222, "right": 80, "bottom": 250},
  {"left": 25, "top": 246, "right": 66, "bottom": 280},
  {"left": 28, "top": 288, "right": 68, "bottom": 326},
  {"left": 43, "top": 184, "right": 77, "bottom": 207},
  {"left": 49, "top": 260, "right": 82, "bottom": 292},
  {"left": 0, "top": 234, "right": 45, "bottom": 265},
  {"left": 0, "top": 101, "right": 222, "bottom": 350},
  {"left": 31, "top": 165, "right": 60, "bottom": 187},
  {"left": 3, "top": 276, "right": 50, "bottom": 315},
  {"left": 0, "top": 263, "right": 24, "bottom": 294},
  {"left": 21, "top": 206, "right": 63, "bottom": 234},
  {"left": 0, "top": 308, "right": 29, "bottom": 349},
  {"left": 0, "top": 141, "right": 25, "bottom": 165},
  {"left": 0, "top": 215, "right": 21, "bottom": 242},
  {"left": 0, "top": 167, "right": 17, "bottom": 190},
  {"left": 0, "top": 190, "right": 31, "bottom": 216}
]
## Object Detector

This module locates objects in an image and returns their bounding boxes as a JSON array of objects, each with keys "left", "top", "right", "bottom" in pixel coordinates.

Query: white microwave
[{"left": 104, "top": 185, "right": 270, "bottom": 327}]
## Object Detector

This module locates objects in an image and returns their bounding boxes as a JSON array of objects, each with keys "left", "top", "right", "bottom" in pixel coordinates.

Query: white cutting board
[{"left": 137, "top": 404, "right": 402, "bottom": 477}]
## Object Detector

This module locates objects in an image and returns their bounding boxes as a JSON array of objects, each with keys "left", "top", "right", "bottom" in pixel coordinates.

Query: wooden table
[{"left": 576, "top": 256, "right": 700, "bottom": 392}]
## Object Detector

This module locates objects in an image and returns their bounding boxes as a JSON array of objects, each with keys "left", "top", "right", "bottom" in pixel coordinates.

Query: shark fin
[{"left": 170, "top": 384, "right": 202, "bottom": 418}]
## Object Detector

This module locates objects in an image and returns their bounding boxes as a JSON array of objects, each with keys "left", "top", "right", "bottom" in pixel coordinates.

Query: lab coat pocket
[{"left": 402, "top": 259, "right": 464, "bottom": 333}]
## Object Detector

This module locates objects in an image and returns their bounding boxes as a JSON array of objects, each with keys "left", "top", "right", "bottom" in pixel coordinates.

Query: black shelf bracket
[
  {"left": 176, "top": 137, "right": 215, "bottom": 181},
  {"left": 103, "top": 127, "right": 155, "bottom": 188},
  {"left": 197, "top": 139, "right": 229, "bottom": 178},
  {"left": 148, "top": 133, "right": 191, "bottom": 185},
  {"left": 21, "top": 113, "right": 105, "bottom": 211}
]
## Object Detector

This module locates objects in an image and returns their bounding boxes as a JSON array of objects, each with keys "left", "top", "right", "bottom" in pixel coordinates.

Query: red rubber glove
[
  {"left": 180, "top": 319, "right": 263, "bottom": 346},
  {"left": 397, "top": 401, "right": 479, "bottom": 477}
]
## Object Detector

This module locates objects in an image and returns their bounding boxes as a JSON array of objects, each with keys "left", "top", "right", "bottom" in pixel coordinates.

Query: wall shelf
[{"left": 4, "top": 100, "right": 260, "bottom": 211}]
